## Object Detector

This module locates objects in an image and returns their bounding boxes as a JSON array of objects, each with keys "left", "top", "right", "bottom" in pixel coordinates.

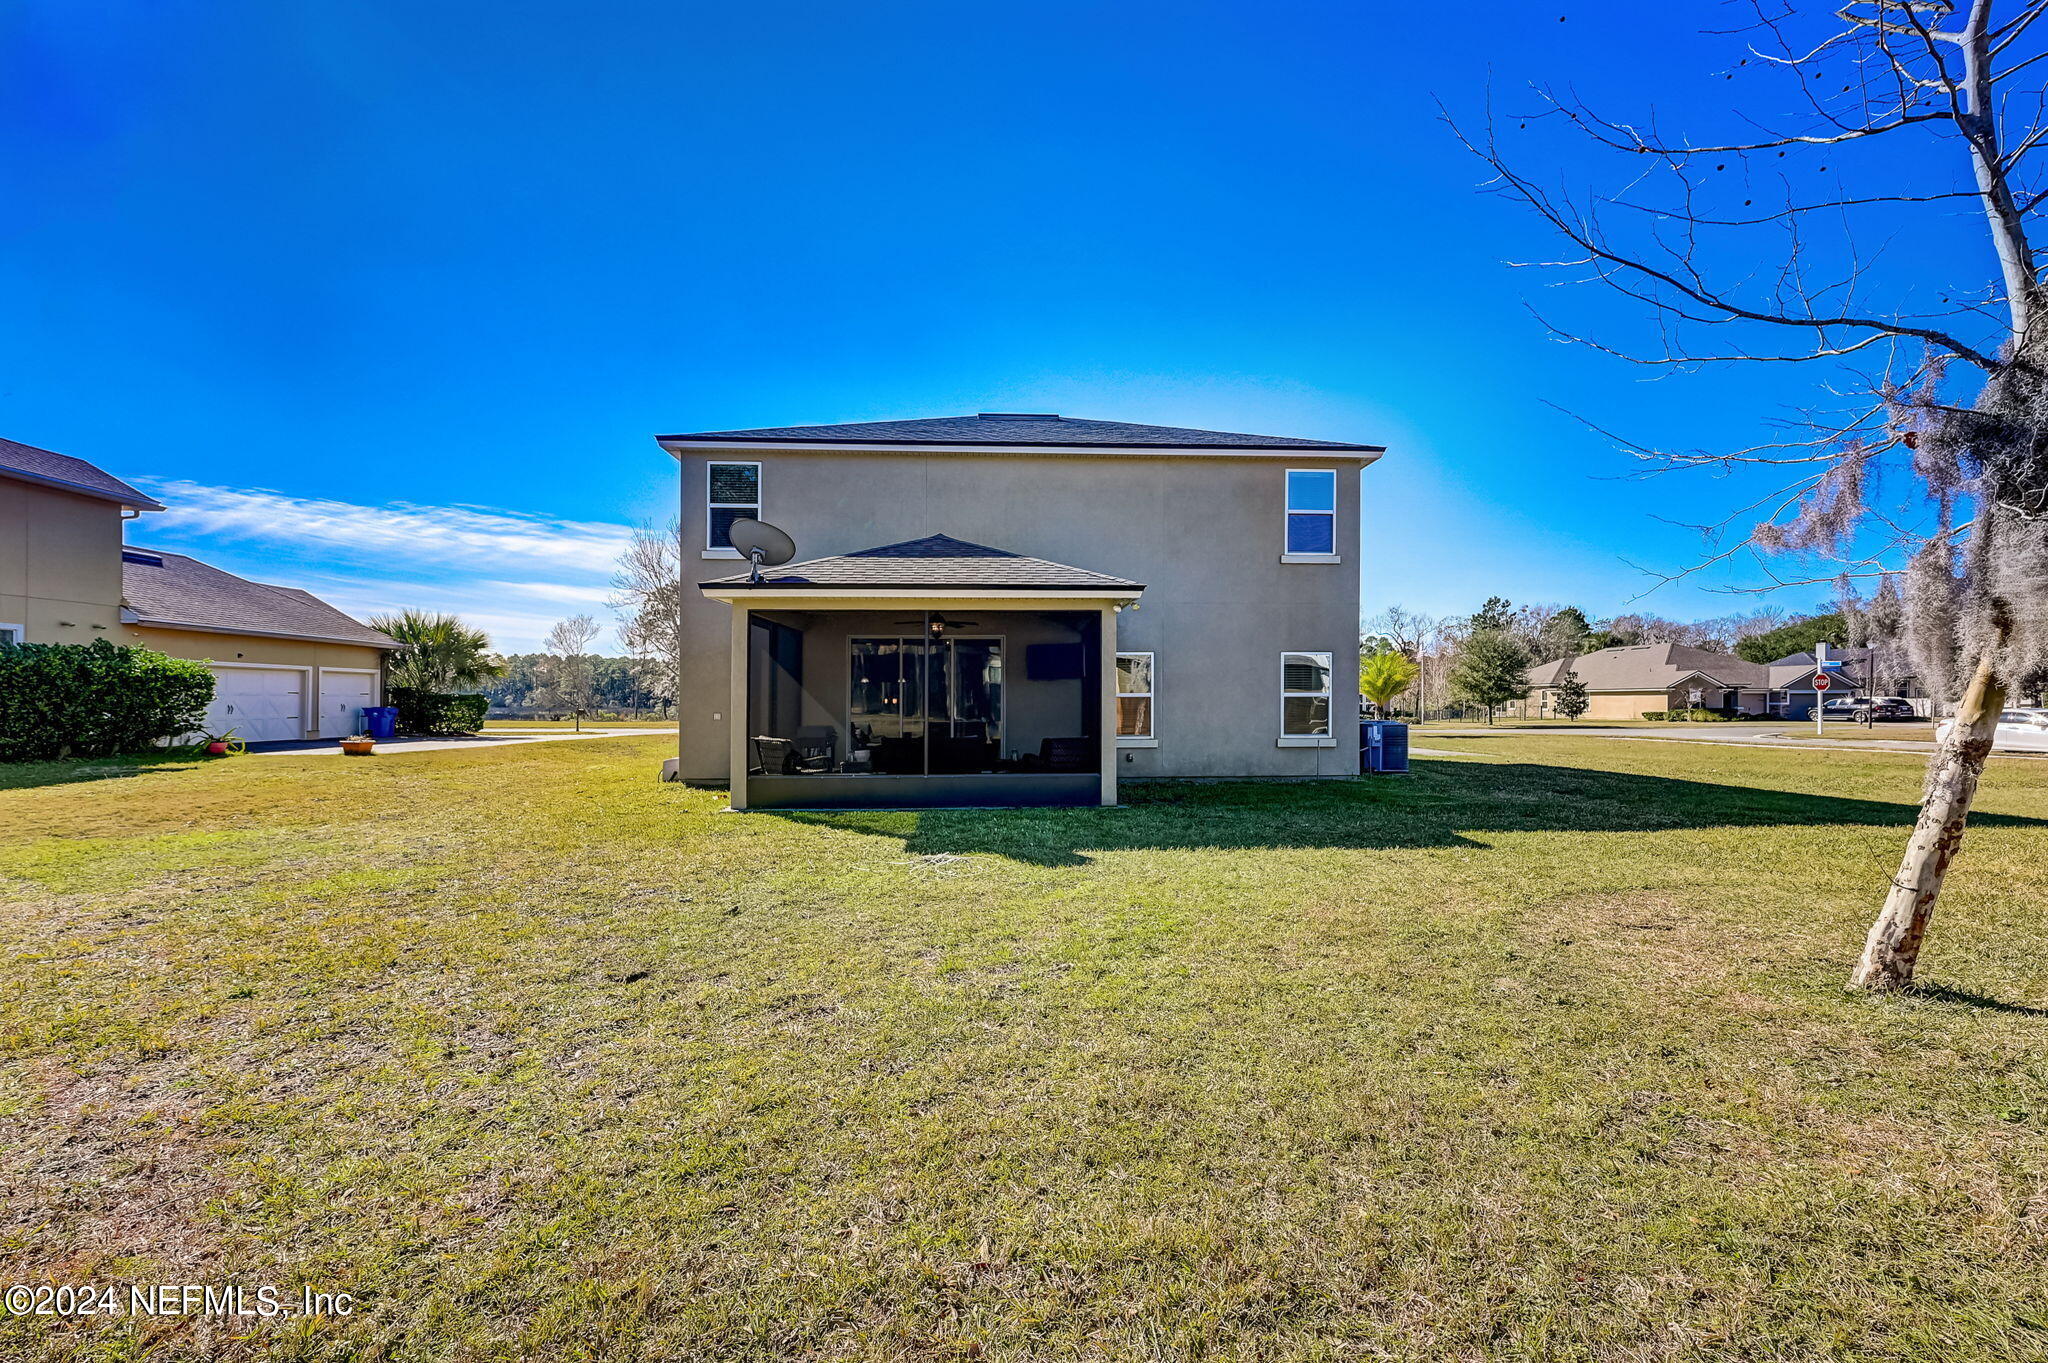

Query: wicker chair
[{"left": 753, "top": 736, "right": 831, "bottom": 775}]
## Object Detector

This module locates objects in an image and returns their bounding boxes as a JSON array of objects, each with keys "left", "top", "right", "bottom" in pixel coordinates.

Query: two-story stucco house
[
  {"left": 660, "top": 413, "right": 1382, "bottom": 809},
  {"left": 1, "top": 435, "right": 396, "bottom": 741}
]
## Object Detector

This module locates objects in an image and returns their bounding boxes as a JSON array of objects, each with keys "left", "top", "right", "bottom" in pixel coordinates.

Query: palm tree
[
  {"left": 370, "top": 610, "right": 503, "bottom": 692},
  {"left": 1359, "top": 648, "right": 1419, "bottom": 717}
]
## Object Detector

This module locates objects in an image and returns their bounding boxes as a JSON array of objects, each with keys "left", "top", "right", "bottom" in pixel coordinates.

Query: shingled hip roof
[
  {"left": 0, "top": 436, "right": 164, "bottom": 510},
  {"left": 1768, "top": 647, "right": 1873, "bottom": 689},
  {"left": 1526, "top": 642, "right": 1769, "bottom": 691},
  {"left": 121, "top": 550, "right": 398, "bottom": 648},
  {"left": 700, "top": 534, "right": 1143, "bottom": 592},
  {"left": 661, "top": 412, "right": 1381, "bottom": 453}
]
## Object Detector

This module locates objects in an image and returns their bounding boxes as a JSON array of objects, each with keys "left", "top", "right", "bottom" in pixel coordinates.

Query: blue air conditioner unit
[{"left": 1361, "top": 720, "right": 1410, "bottom": 774}]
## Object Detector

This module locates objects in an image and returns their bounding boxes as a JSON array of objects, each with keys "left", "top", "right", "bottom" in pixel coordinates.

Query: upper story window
[
  {"left": 1284, "top": 469, "right": 1337, "bottom": 560},
  {"left": 706, "top": 461, "right": 761, "bottom": 555}
]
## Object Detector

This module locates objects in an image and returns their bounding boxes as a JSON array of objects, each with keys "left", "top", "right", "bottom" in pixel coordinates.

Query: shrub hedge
[
  {"left": 1640, "top": 708, "right": 1738, "bottom": 722},
  {"left": 0, "top": 639, "right": 215, "bottom": 762},
  {"left": 391, "top": 687, "right": 488, "bottom": 736}
]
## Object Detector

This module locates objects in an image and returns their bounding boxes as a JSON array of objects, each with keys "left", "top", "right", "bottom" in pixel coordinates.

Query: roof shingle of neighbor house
[
  {"left": 1768, "top": 647, "right": 1874, "bottom": 689},
  {"left": 702, "top": 533, "right": 1143, "bottom": 591},
  {"left": 121, "top": 550, "right": 398, "bottom": 647},
  {"left": 0, "top": 435, "right": 164, "bottom": 510},
  {"left": 661, "top": 413, "right": 1383, "bottom": 452},
  {"left": 1526, "top": 642, "right": 1769, "bottom": 691}
]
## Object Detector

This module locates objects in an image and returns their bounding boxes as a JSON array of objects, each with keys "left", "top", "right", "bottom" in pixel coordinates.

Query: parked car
[
  {"left": 1936, "top": 709, "right": 2048, "bottom": 753},
  {"left": 1818, "top": 696, "right": 1916, "bottom": 722}
]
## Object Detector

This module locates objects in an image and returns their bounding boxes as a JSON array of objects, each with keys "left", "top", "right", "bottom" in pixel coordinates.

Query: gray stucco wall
[{"left": 674, "top": 448, "right": 1368, "bottom": 782}]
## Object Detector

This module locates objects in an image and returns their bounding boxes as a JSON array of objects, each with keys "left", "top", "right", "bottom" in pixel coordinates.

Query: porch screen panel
[
  {"left": 948, "top": 639, "right": 1003, "bottom": 742},
  {"left": 850, "top": 639, "right": 922, "bottom": 741},
  {"left": 850, "top": 636, "right": 1006, "bottom": 775}
]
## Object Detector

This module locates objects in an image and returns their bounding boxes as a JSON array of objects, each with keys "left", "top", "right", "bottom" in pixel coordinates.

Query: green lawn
[
  {"left": 1426, "top": 718, "right": 1791, "bottom": 730},
  {"left": 1801, "top": 722, "right": 1939, "bottom": 743},
  {"left": 4, "top": 736, "right": 2047, "bottom": 1361}
]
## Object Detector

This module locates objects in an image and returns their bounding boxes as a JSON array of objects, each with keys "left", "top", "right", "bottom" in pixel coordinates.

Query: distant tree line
[
  {"left": 480, "top": 649, "right": 668, "bottom": 714},
  {"left": 1360, "top": 588, "right": 1949, "bottom": 720}
]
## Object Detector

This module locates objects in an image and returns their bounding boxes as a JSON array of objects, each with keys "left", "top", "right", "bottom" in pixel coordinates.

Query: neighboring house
[
  {"left": 1764, "top": 647, "right": 1874, "bottom": 720},
  {"left": 120, "top": 550, "right": 397, "bottom": 741},
  {"left": 1, "top": 436, "right": 396, "bottom": 742},
  {"left": 1520, "top": 643, "right": 1772, "bottom": 720},
  {"left": 0, "top": 434, "right": 162, "bottom": 645},
  {"left": 662, "top": 412, "right": 1382, "bottom": 809}
]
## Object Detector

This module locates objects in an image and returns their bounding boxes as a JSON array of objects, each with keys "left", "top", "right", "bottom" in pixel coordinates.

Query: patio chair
[
  {"left": 752, "top": 736, "right": 831, "bottom": 775},
  {"left": 793, "top": 725, "right": 838, "bottom": 771}
]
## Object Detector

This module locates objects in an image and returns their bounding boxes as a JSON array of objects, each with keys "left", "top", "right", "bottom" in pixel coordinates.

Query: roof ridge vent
[{"left": 977, "top": 412, "right": 1060, "bottom": 420}]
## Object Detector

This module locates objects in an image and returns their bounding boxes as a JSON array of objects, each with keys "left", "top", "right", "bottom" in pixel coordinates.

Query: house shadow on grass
[
  {"left": 763, "top": 759, "right": 2048, "bottom": 867},
  {"left": 0, "top": 752, "right": 218, "bottom": 793}
]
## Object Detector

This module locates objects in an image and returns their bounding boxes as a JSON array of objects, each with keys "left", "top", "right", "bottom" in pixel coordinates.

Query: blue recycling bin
[{"left": 362, "top": 705, "right": 399, "bottom": 739}]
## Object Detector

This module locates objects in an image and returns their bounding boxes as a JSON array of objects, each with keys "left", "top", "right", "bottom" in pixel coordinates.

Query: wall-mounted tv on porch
[{"left": 1025, "top": 643, "right": 1085, "bottom": 681}]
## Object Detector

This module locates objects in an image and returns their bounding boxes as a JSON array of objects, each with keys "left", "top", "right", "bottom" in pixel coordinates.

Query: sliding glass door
[{"left": 850, "top": 636, "right": 1004, "bottom": 774}]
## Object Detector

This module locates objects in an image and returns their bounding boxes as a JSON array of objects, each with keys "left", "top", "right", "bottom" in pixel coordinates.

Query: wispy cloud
[
  {"left": 286, "top": 572, "right": 619, "bottom": 656},
  {"left": 139, "top": 480, "right": 634, "bottom": 574},
  {"left": 129, "top": 481, "right": 639, "bottom": 654},
  {"left": 482, "top": 580, "right": 617, "bottom": 605}
]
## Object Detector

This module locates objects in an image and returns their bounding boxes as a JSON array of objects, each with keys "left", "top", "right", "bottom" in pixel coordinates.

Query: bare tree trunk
[{"left": 1850, "top": 652, "right": 2008, "bottom": 991}]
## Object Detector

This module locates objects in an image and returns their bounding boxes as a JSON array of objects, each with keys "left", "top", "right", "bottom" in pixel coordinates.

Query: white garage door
[
  {"left": 205, "top": 667, "right": 305, "bottom": 744},
  {"left": 319, "top": 670, "right": 378, "bottom": 739}
]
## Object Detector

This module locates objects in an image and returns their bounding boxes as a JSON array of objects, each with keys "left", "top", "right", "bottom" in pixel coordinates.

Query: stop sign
[{"left": 1813, "top": 673, "right": 1832, "bottom": 693}]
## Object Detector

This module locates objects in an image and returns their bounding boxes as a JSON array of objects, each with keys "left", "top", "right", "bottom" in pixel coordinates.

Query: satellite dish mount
[{"left": 726, "top": 517, "right": 797, "bottom": 584}]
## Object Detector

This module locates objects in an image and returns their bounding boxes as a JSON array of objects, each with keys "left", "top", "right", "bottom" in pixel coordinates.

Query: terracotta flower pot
[
  {"left": 339, "top": 737, "right": 376, "bottom": 756},
  {"left": 206, "top": 741, "right": 229, "bottom": 755}
]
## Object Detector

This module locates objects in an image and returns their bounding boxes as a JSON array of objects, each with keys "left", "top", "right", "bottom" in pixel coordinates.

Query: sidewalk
[
  {"left": 247, "top": 729, "right": 658, "bottom": 757},
  {"left": 1415, "top": 724, "right": 2045, "bottom": 760}
]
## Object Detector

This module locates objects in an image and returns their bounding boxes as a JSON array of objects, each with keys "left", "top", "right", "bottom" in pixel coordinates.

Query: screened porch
[
  {"left": 739, "top": 607, "right": 1111, "bottom": 808},
  {"left": 698, "top": 531, "right": 1144, "bottom": 810}
]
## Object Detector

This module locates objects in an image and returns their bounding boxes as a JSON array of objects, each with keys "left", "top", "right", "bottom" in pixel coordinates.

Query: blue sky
[{"left": 2, "top": 1, "right": 1979, "bottom": 651}]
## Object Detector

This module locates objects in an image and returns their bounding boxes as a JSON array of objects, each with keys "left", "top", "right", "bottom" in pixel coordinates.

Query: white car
[{"left": 1936, "top": 709, "right": 2048, "bottom": 753}]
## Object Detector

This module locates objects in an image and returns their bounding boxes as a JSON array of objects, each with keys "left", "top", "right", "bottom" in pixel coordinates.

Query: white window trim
[
  {"left": 1279, "top": 649, "right": 1337, "bottom": 747},
  {"left": 1283, "top": 469, "right": 1340, "bottom": 563},
  {"left": 704, "top": 459, "right": 762, "bottom": 559},
  {"left": 0, "top": 623, "right": 24, "bottom": 645},
  {"left": 1115, "top": 650, "right": 1156, "bottom": 746}
]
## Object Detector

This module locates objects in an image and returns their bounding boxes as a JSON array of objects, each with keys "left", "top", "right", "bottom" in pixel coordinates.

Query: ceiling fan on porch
[{"left": 895, "top": 613, "right": 981, "bottom": 634}]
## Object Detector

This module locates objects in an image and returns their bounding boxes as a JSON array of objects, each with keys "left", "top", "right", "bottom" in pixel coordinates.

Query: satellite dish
[{"left": 726, "top": 517, "right": 796, "bottom": 582}]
